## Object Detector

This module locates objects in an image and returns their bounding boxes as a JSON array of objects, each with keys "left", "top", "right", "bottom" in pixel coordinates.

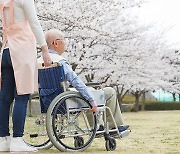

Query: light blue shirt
[{"left": 49, "top": 49, "right": 96, "bottom": 106}]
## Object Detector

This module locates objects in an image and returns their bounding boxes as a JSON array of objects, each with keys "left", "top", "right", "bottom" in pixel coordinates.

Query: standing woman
[{"left": 0, "top": 0, "right": 51, "bottom": 152}]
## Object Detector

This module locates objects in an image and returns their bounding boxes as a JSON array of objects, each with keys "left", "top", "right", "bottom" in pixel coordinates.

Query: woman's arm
[
  {"left": 22, "top": 0, "right": 46, "bottom": 47},
  {"left": 22, "top": 0, "right": 51, "bottom": 66}
]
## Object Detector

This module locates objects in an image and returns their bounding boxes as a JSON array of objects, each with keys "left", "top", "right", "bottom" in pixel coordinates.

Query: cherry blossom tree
[
  {"left": 35, "top": 0, "right": 144, "bottom": 74},
  {"left": 34, "top": 0, "right": 179, "bottom": 111},
  {"left": 0, "top": 0, "right": 178, "bottom": 110},
  {"left": 161, "top": 49, "right": 180, "bottom": 101}
]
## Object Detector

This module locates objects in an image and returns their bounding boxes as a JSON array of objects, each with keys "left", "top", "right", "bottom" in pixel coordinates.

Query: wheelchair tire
[
  {"left": 24, "top": 93, "right": 53, "bottom": 150},
  {"left": 105, "top": 138, "right": 116, "bottom": 151},
  {"left": 46, "top": 91, "right": 97, "bottom": 152}
]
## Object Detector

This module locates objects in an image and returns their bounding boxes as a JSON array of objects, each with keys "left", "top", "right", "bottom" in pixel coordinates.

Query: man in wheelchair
[{"left": 38, "top": 29, "right": 129, "bottom": 135}]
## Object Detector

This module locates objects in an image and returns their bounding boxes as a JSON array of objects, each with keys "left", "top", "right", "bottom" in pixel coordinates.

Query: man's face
[{"left": 53, "top": 39, "right": 67, "bottom": 54}]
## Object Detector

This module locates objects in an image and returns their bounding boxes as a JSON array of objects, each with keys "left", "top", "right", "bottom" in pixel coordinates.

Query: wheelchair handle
[{"left": 42, "top": 61, "right": 54, "bottom": 67}]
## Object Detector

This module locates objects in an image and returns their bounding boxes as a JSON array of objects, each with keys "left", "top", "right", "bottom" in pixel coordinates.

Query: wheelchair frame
[{"left": 24, "top": 62, "right": 130, "bottom": 152}]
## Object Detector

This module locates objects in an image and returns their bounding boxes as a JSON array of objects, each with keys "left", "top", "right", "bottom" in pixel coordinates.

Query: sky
[{"left": 137, "top": 0, "right": 180, "bottom": 49}]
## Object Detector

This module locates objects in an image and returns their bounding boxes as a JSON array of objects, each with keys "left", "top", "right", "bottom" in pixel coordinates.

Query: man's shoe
[
  {"left": 10, "top": 137, "right": 38, "bottom": 152},
  {"left": 117, "top": 125, "right": 129, "bottom": 132},
  {"left": 97, "top": 125, "right": 104, "bottom": 131},
  {"left": 96, "top": 125, "right": 104, "bottom": 138},
  {"left": 0, "top": 136, "right": 10, "bottom": 152},
  {"left": 110, "top": 125, "right": 129, "bottom": 136}
]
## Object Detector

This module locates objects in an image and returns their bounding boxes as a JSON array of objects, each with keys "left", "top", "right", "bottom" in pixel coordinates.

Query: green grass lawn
[{"left": 30, "top": 110, "right": 180, "bottom": 154}]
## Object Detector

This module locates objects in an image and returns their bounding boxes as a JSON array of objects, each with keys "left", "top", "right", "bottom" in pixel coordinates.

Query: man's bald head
[{"left": 45, "top": 29, "right": 64, "bottom": 48}]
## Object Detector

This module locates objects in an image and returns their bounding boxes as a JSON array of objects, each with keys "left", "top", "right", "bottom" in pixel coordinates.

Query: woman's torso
[
  {"left": 0, "top": 0, "right": 39, "bottom": 94},
  {"left": 1, "top": 0, "right": 46, "bottom": 47},
  {"left": 2, "top": 0, "right": 26, "bottom": 27}
]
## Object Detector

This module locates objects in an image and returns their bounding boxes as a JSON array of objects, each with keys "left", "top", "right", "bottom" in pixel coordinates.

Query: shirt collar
[{"left": 48, "top": 49, "right": 59, "bottom": 55}]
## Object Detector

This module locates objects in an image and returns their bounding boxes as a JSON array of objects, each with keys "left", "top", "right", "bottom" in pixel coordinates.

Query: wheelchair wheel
[
  {"left": 46, "top": 91, "right": 97, "bottom": 152},
  {"left": 24, "top": 93, "right": 53, "bottom": 150},
  {"left": 105, "top": 138, "right": 116, "bottom": 151}
]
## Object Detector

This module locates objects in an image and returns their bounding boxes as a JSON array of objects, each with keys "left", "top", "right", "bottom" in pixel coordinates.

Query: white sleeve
[{"left": 21, "top": 0, "right": 46, "bottom": 47}]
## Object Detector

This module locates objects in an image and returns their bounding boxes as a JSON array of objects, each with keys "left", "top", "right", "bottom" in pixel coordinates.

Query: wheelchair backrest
[
  {"left": 38, "top": 62, "right": 66, "bottom": 113},
  {"left": 38, "top": 63, "right": 65, "bottom": 89}
]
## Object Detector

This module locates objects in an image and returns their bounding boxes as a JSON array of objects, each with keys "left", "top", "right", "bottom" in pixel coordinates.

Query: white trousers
[
  {"left": 103, "top": 87, "right": 124, "bottom": 128},
  {"left": 88, "top": 87, "right": 124, "bottom": 128}
]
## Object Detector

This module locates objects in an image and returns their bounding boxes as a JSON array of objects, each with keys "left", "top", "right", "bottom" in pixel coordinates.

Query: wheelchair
[{"left": 24, "top": 62, "right": 130, "bottom": 152}]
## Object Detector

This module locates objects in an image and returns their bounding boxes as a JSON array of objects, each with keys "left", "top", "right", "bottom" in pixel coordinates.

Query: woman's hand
[{"left": 41, "top": 45, "right": 52, "bottom": 67}]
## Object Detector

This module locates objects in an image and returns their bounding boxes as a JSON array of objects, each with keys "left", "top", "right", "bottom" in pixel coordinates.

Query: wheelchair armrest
[
  {"left": 69, "top": 82, "right": 100, "bottom": 88},
  {"left": 69, "top": 82, "right": 101, "bottom": 90},
  {"left": 85, "top": 82, "right": 100, "bottom": 87}
]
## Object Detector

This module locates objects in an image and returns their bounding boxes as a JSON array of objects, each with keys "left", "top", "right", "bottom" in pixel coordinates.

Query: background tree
[{"left": 34, "top": 0, "right": 180, "bottom": 111}]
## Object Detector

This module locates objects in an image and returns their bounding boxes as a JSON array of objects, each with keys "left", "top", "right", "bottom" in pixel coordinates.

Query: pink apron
[{"left": 0, "top": 0, "right": 38, "bottom": 94}]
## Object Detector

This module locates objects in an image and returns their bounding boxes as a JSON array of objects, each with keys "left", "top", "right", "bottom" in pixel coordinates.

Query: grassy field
[{"left": 31, "top": 110, "right": 180, "bottom": 154}]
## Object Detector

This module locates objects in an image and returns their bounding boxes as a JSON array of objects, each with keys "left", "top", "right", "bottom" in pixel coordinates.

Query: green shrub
[{"left": 145, "top": 102, "right": 180, "bottom": 111}]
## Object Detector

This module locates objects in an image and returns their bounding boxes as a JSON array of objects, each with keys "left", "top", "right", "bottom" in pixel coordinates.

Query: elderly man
[{"left": 38, "top": 29, "right": 129, "bottom": 133}]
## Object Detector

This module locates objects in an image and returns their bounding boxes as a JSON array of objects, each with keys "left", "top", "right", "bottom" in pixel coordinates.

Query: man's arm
[{"left": 61, "top": 60, "right": 97, "bottom": 112}]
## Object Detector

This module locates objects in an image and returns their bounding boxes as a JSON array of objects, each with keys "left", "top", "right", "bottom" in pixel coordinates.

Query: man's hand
[{"left": 90, "top": 105, "right": 98, "bottom": 113}]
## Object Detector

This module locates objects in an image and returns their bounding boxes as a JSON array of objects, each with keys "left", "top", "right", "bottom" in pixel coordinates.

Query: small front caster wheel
[{"left": 105, "top": 138, "right": 116, "bottom": 151}]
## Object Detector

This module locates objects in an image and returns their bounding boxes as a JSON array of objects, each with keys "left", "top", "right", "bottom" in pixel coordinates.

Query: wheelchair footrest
[
  {"left": 121, "top": 129, "right": 131, "bottom": 138},
  {"left": 110, "top": 129, "right": 131, "bottom": 139}
]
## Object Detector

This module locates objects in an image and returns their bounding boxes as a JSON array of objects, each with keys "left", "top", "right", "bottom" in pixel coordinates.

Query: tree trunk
[
  {"left": 172, "top": 93, "right": 176, "bottom": 102},
  {"left": 116, "top": 85, "right": 129, "bottom": 106},
  {"left": 135, "top": 92, "right": 140, "bottom": 112},
  {"left": 85, "top": 74, "right": 94, "bottom": 83},
  {"left": 116, "top": 86, "right": 122, "bottom": 106},
  {"left": 71, "top": 63, "right": 78, "bottom": 71},
  {"left": 141, "top": 91, "right": 145, "bottom": 111},
  {"left": 179, "top": 94, "right": 180, "bottom": 102}
]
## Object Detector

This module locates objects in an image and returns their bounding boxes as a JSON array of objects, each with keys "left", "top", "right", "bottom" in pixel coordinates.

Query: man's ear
[{"left": 54, "top": 41, "right": 58, "bottom": 47}]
